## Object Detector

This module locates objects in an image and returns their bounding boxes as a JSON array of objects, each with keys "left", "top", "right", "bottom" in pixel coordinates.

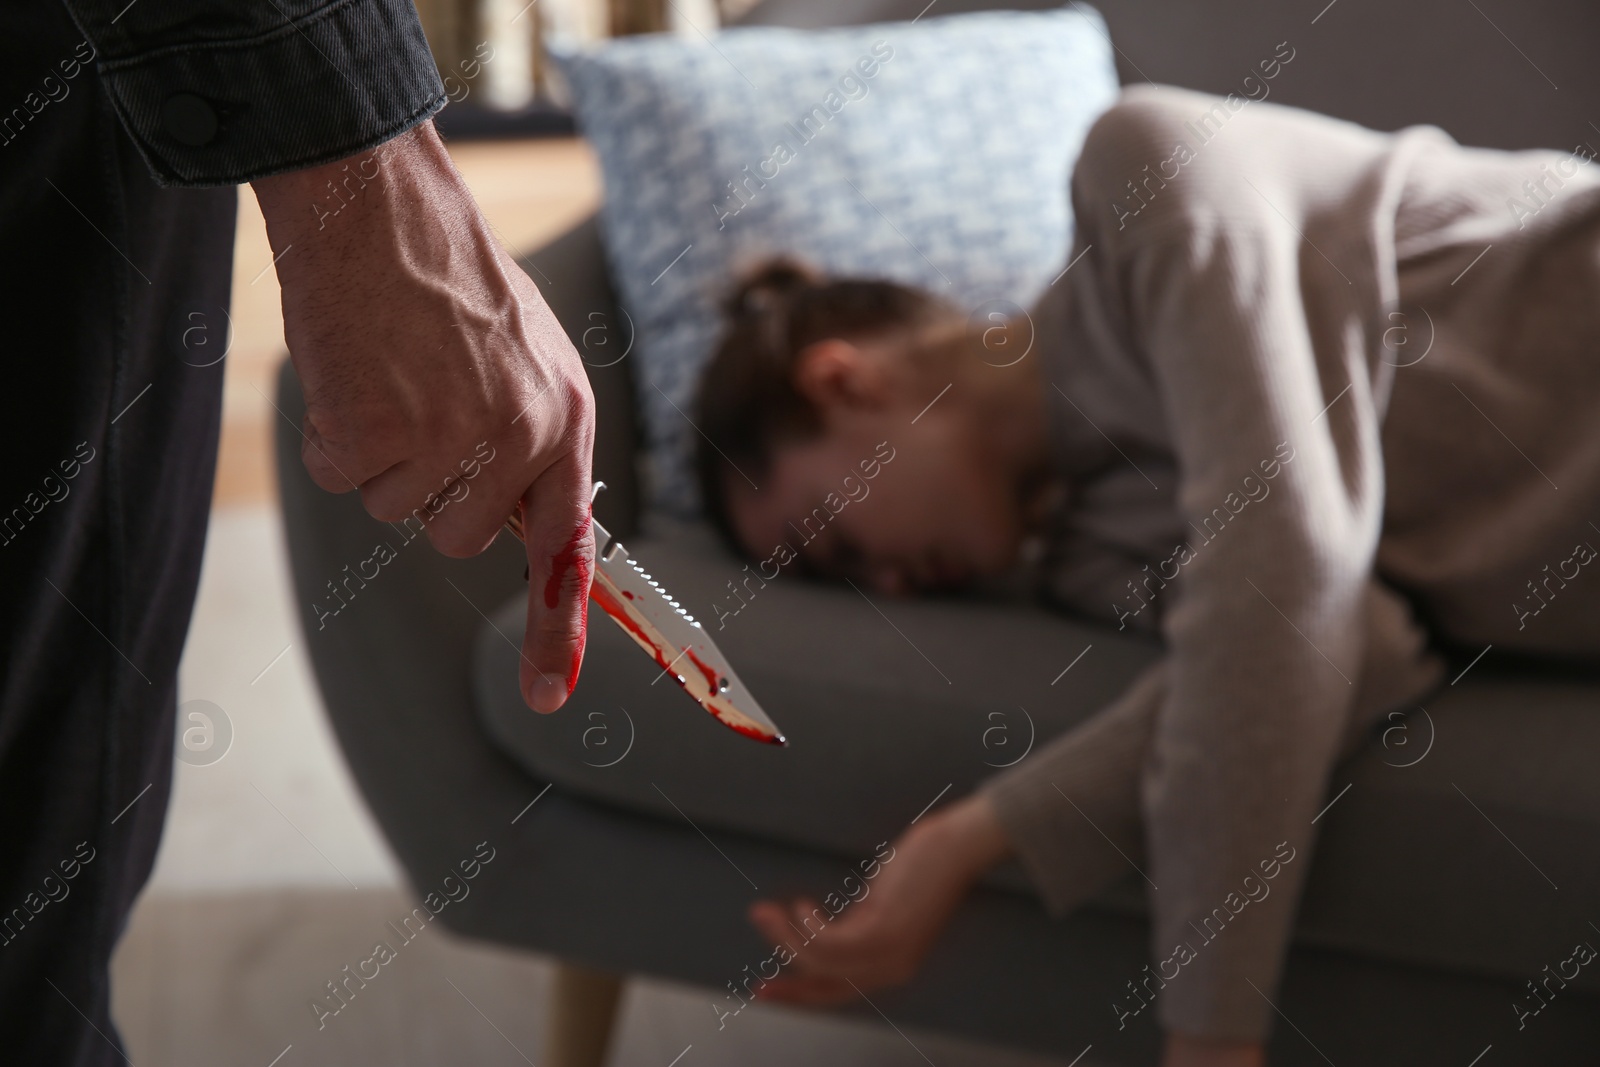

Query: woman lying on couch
[{"left": 692, "top": 86, "right": 1600, "bottom": 1067}]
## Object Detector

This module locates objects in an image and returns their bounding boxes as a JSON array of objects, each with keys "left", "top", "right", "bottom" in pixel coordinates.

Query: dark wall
[{"left": 741, "top": 0, "right": 1599, "bottom": 153}]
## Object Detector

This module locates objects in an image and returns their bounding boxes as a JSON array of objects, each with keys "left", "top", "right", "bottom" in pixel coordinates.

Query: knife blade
[{"left": 504, "top": 490, "right": 786, "bottom": 746}]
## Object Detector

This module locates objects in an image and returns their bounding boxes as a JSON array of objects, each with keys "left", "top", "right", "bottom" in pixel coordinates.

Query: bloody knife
[{"left": 504, "top": 485, "right": 786, "bottom": 746}]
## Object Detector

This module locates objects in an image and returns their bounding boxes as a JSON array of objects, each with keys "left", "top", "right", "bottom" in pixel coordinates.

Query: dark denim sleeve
[{"left": 59, "top": 0, "right": 447, "bottom": 187}]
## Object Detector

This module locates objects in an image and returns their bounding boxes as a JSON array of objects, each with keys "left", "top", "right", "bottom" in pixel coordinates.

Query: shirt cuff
[{"left": 96, "top": 0, "right": 446, "bottom": 187}]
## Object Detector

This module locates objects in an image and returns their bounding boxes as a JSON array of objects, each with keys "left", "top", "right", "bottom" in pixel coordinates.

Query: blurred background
[{"left": 111, "top": 0, "right": 1600, "bottom": 1063}]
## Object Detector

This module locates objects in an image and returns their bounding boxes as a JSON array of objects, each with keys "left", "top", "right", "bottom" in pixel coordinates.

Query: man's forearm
[
  {"left": 254, "top": 115, "right": 598, "bottom": 714},
  {"left": 252, "top": 120, "right": 458, "bottom": 265}
]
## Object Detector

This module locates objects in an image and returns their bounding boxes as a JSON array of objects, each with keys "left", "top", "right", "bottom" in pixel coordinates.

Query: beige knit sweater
[{"left": 982, "top": 85, "right": 1600, "bottom": 1041}]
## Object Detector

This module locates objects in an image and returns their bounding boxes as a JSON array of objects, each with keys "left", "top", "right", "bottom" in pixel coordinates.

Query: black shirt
[{"left": 60, "top": 0, "right": 446, "bottom": 186}]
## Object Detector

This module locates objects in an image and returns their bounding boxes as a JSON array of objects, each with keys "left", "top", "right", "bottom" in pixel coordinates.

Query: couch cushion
[
  {"left": 474, "top": 519, "right": 1600, "bottom": 994},
  {"left": 1295, "top": 665, "right": 1600, "bottom": 993},
  {"left": 551, "top": 7, "right": 1118, "bottom": 515}
]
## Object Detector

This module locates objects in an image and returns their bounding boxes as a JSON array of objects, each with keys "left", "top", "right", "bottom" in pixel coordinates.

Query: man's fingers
[
  {"left": 300, "top": 415, "right": 364, "bottom": 492},
  {"left": 356, "top": 446, "right": 515, "bottom": 557},
  {"left": 521, "top": 448, "right": 595, "bottom": 713}
]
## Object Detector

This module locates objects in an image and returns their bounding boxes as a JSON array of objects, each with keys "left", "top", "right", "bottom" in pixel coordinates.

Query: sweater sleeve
[
  {"left": 1051, "top": 89, "right": 1414, "bottom": 1040},
  {"left": 60, "top": 0, "right": 446, "bottom": 186},
  {"left": 981, "top": 577, "right": 1443, "bottom": 917},
  {"left": 1112, "top": 151, "right": 1378, "bottom": 1042}
]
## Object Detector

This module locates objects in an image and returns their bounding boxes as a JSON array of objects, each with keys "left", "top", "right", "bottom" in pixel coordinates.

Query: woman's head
[{"left": 694, "top": 259, "right": 1047, "bottom": 595}]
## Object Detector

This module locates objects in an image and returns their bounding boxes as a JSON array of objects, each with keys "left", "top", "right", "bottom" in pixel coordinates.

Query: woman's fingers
[
  {"left": 748, "top": 899, "right": 795, "bottom": 944},
  {"left": 754, "top": 974, "right": 855, "bottom": 1005},
  {"left": 749, "top": 897, "right": 872, "bottom": 1003},
  {"left": 744, "top": 802, "right": 1008, "bottom": 1007},
  {"left": 748, "top": 895, "right": 917, "bottom": 991},
  {"left": 750, "top": 896, "right": 857, "bottom": 965},
  {"left": 783, "top": 902, "right": 889, "bottom": 969}
]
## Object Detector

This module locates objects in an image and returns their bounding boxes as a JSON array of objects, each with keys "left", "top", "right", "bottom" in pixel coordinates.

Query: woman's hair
[{"left": 694, "top": 257, "right": 956, "bottom": 555}]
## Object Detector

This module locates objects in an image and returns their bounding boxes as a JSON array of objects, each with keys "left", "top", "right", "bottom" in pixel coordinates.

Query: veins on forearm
[{"left": 309, "top": 153, "right": 383, "bottom": 230}]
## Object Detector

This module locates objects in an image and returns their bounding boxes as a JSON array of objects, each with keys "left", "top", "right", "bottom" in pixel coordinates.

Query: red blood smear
[
  {"left": 589, "top": 579, "right": 783, "bottom": 745},
  {"left": 622, "top": 590, "right": 635, "bottom": 600},
  {"left": 564, "top": 628, "right": 585, "bottom": 695},
  {"left": 683, "top": 648, "right": 720, "bottom": 694},
  {"left": 590, "top": 580, "right": 675, "bottom": 674},
  {"left": 544, "top": 510, "right": 593, "bottom": 695},
  {"left": 544, "top": 512, "right": 593, "bottom": 609}
]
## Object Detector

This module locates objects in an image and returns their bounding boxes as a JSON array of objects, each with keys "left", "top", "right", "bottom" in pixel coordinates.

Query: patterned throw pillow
[{"left": 553, "top": 8, "right": 1119, "bottom": 516}]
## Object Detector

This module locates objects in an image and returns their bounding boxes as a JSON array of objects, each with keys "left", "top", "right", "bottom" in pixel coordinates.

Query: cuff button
[{"left": 161, "top": 92, "right": 218, "bottom": 147}]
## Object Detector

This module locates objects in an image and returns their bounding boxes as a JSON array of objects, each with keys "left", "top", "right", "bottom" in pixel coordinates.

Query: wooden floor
[
  {"left": 216, "top": 136, "right": 602, "bottom": 507},
  {"left": 114, "top": 887, "right": 1079, "bottom": 1067}
]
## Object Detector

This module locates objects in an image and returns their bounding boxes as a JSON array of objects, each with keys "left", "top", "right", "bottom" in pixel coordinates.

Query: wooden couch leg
[{"left": 545, "top": 961, "right": 625, "bottom": 1067}]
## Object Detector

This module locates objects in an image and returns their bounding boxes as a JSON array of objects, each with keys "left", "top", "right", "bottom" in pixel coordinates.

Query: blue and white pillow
[{"left": 554, "top": 8, "right": 1119, "bottom": 516}]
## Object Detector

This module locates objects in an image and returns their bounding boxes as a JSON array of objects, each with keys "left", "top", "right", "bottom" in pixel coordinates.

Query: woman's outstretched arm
[
  {"left": 1058, "top": 88, "right": 1412, "bottom": 1042},
  {"left": 742, "top": 571, "right": 1438, "bottom": 1032}
]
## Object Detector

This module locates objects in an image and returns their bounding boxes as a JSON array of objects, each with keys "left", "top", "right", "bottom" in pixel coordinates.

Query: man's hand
[{"left": 252, "top": 120, "right": 595, "bottom": 714}]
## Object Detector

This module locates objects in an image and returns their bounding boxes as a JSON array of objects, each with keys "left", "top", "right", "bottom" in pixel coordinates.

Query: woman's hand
[
  {"left": 747, "top": 792, "right": 1011, "bottom": 1005},
  {"left": 1162, "top": 1033, "right": 1266, "bottom": 1067},
  {"left": 748, "top": 792, "right": 1268, "bottom": 1066}
]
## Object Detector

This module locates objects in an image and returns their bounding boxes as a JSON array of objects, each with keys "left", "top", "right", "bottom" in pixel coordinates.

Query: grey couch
[{"left": 274, "top": 1, "right": 1600, "bottom": 1063}]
